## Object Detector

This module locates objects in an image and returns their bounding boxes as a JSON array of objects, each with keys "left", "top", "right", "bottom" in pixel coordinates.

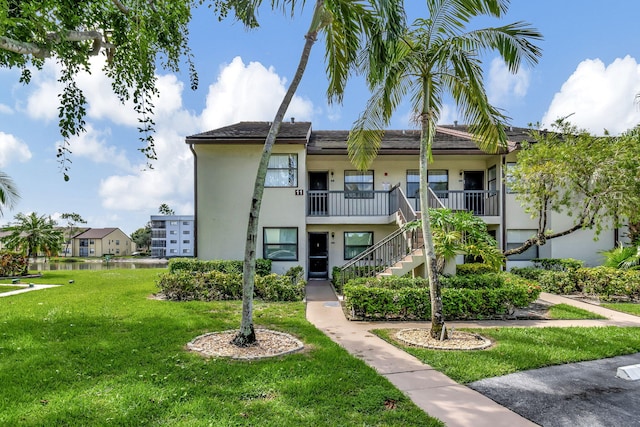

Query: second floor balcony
[{"left": 307, "top": 186, "right": 499, "bottom": 219}]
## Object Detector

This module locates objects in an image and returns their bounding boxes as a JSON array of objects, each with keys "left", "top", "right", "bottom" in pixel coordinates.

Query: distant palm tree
[
  {"left": 348, "top": 0, "right": 542, "bottom": 338},
  {"left": 0, "top": 171, "right": 20, "bottom": 217},
  {"left": 1, "top": 212, "right": 64, "bottom": 261}
]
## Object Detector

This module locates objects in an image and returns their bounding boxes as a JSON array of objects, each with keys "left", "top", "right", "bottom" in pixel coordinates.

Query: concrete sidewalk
[{"left": 305, "top": 281, "right": 640, "bottom": 427}]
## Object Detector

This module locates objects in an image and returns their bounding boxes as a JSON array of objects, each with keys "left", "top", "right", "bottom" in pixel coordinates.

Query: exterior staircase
[{"left": 338, "top": 187, "right": 444, "bottom": 285}]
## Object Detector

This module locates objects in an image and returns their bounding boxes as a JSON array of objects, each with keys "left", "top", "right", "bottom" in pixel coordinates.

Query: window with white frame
[
  {"left": 266, "top": 154, "right": 298, "bottom": 187},
  {"left": 506, "top": 229, "right": 538, "bottom": 261},
  {"left": 488, "top": 165, "right": 497, "bottom": 193},
  {"left": 345, "top": 170, "right": 374, "bottom": 199},
  {"left": 263, "top": 228, "right": 298, "bottom": 261},
  {"left": 406, "top": 170, "right": 420, "bottom": 198},
  {"left": 428, "top": 170, "right": 448, "bottom": 194},
  {"left": 344, "top": 232, "right": 373, "bottom": 260}
]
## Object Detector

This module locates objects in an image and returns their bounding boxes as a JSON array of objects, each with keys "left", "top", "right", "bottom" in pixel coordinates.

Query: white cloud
[
  {"left": 200, "top": 56, "right": 314, "bottom": 130},
  {"left": 24, "top": 62, "right": 60, "bottom": 122},
  {"left": 65, "top": 124, "right": 133, "bottom": 171},
  {"left": 542, "top": 56, "right": 640, "bottom": 135},
  {"left": 0, "top": 104, "right": 12, "bottom": 114},
  {"left": 0, "top": 132, "right": 32, "bottom": 167},
  {"left": 487, "top": 58, "right": 531, "bottom": 105}
]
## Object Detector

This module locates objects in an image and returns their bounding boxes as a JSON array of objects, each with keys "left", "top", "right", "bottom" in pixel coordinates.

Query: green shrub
[
  {"left": 440, "top": 273, "right": 504, "bottom": 289},
  {"left": 0, "top": 252, "right": 28, "bottom": 277},
  {"left": 168, "top": 258, "right": 272, "bottom": 276},
  {"left": 456, "top": 263, "right": 499, "bottom": 276},
  {"left": 156, "top": 268, "right": 304, "bottom": 302},
  {"left": 255, "top": 274, "right": 306, "bottom": 302},
  {"left": 332, "top": 265, "right": 385, "bottom": 294},
  {"left": 532, "top": 258, "right": 583, "bottom": 271},
  {"left": 343, "top": 273, "right": 540, "bottom": 320}
]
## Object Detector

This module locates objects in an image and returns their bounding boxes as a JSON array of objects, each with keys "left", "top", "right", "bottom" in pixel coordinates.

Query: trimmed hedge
[
  {"left": 168, "top": 258, "right": 272, "bottom": 276},
  {"left": 455, "top": 263, "right": 499, "bottom": 276},
  {"left": 343, "top": 273, "right": 540, "bottom": 320},
  {"left": 531, "top": 257, "right": 583, "bottom": 271},
  {"left": 157, "top": 268, "right": 305, "bottom": 302},
  {"left": 511, "top": 265, "right": 640, "bottom": 301}
]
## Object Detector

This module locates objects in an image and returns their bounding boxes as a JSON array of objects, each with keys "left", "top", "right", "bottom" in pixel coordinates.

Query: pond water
[{"left": 29, "top": 260, "right": 168, "bottom": 271}]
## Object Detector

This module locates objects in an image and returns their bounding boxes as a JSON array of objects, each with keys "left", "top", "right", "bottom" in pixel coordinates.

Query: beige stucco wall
[{"left": 194, "top": 143, "right": 307, "bottom": 275}]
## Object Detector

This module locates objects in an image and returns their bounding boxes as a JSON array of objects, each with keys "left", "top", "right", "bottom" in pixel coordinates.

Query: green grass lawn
[
  {"left": 374, "top": 326, "right": 640, "bottom": 384},
  {"left": 0, "top": 270, "right": 442, "bottom": 427},
  {"left": 601, "top": 302, "right": 640, "bottom": 316},
  {"left": 547, "top": 303, "right": 606, "bottom": 319}
]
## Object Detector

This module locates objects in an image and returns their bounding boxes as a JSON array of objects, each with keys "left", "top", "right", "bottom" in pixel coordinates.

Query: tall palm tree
[
  {"left": 225, "top": 0, "right": 406, "bottom": 346},
  {"left": 348, "top": 0, "right": 542, "bottom": 339},
  {"left": 0, "top": 171, "right": 20, "bottom": 217},
  {"left": 1, "top": 212, "right": 64, "bottom": 261}
]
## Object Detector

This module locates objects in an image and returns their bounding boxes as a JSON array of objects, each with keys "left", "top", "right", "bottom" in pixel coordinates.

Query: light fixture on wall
[{"left": 331, "top": 232, "right": 335, "bottom": 240}]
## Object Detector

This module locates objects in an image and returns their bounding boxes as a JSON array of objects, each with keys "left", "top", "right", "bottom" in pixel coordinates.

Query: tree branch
[{"left": 1, "top": 31, "right": 115, "bottom": 59}]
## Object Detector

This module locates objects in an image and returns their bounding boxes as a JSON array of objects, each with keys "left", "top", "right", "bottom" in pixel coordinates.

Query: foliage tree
[
  {"left": 131, "top": 223, "right": 152, "bottom": 251},
  {"left": 505, "top": 120, "right": 640, "bottom": 256},
  {"left": 219, "top": 0, "right": 405, "bottom": 346},
  {"left": 60, "top": 212, "right": 87, "bottom": 256},
  {"left": 408, "top": 209, "right": 504, "bottom": 274},
  {"left": 347, "top": 0, "right": 542, "bottom": 339},
  {"left": 0, "top": 171, "right": 20, "bottom": 217},
  {"left": 1, "top": 212, "right": 64, "bottom": 260},
  {"left": 158, "top": 203, "right": 175, "bottom": 215},
  {"left": 0, "top": 0, "right": 197, "bottom": 179}
]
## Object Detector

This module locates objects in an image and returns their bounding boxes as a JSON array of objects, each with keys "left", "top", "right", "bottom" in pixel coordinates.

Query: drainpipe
[{"left": 189, "top": 142, "right": 198, "bottom": 258}]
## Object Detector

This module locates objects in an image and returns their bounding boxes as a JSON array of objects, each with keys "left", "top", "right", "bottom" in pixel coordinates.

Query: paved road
[{"left": 468, "top": 353, "right": 640, "bottom": 427}]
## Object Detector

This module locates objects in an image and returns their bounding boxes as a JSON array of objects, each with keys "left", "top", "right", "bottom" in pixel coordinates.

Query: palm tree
[
  {"left": 225, "top": 0, "right": 406, "bottom": 346},
  {"left": 0, "top": 171, "right": 20, "bottom": 217},
  {"left": 1, "top": 212, "right": 64, "bottom": 261},
  {"left": 347, "top": 0, "right": 542, "bottom": 339}
]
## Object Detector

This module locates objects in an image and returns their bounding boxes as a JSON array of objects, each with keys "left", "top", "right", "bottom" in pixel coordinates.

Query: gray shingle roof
[
  {"left": 186, "top": 121, "right": 534, "bottom": 153},
  {"left": 75, "top": 228, "right": 119, "bottom": 239}
]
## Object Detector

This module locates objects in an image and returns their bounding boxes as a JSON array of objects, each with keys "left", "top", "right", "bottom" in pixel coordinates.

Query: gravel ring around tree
[
  {"left": 395, "top": 328, "right": 493, "bottom": 350},
  {"left": 187, "top": 329, "right": 304, "bottom": 360}
]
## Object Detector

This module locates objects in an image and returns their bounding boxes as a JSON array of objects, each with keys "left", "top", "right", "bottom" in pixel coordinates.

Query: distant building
[
  {"left": 150, "top": 215, "right": 195, "bottom": 258},
  {"left": 72, "top": 228, "right": 133, "bottom": 257}
]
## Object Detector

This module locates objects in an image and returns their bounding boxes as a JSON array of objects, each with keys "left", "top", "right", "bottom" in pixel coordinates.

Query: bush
[
  {"left": 168, "top": 258, "right": 272, "bottom": 276},
  {"left": 343, "top": 273, "right": 540, "bottom": 320},
  {"left": 156, "top": 267, "right": 304, "bottom": 302},
  {"left": 456, "top": 263, "right": 499, "bottom": 276},
  {"left": 440, "top": 273, "right": 504, "bottom": 290},
  {"left": 332, "top": 265, "right": 385, "bottom": 295},
  {"left": 532, "top": 258, "right": 583, "bottom": 271},
  {"left": 0, "top": 252, "right": 28, "bottom": 277}
]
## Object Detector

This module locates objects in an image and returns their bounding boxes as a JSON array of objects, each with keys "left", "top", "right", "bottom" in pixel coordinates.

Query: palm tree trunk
[
  {"left": 419, "top": 98, "right": 447, "bottom": 340},
  {"left": 232, "top": 2, "right": 323, "bottom": 347}
]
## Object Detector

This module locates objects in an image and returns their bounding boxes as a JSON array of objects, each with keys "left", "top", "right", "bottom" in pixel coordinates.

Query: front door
[
  {"left": 464, "top": 171, "right": 485, "bottom": 214},
  {"left": 308, "top": 172, "right": 328, "bottom": 215},
  {"left": 308, "top": 232, "right": 328, "bottom": 279}
]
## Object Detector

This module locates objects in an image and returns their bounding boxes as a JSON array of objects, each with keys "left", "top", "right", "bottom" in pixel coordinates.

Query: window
[
  {"left": 182, "top": 221, "right": 189, "bottom": 225},
  {"left": 506, "top": 229, "right": 539, "bottom": 261},
  {"left": 505, "top": 162, "right": 517, "bottom": 193},
  {"left": 170, "top": 240, "right": 177, "bottom": 244},
  {"left": 344, "top": 232, "right": 373, "bottom": 260},
  {"left": 170, "top": 230, "right": 177, "bottom": 235},
  {"left": 428, "top": 170, "right": 448, "bottom": 194},
  {"left": 263, "top": 228, "right": 298, "bottom": 261},
  {"left": 488, "top": 165, "right": 497, "bottom": 192},
  {"left": 183, "top": 230, "right": 190, "bottom": 235},
  {"left": 266, "top": 154, "right": 298, "bottom": 187},
  {"left": 170, "top": 249, "right": 178, "bottom": 254},
  {"left": 90, "top": 249, "right": 94, "bottom": 254},
  {"left": 116, "top": 240, "right": 120, "bottom": 245},
  {"left": 407, "top": 170, "right": 420, "bottom": 198},
  {"left": 89, "top": 239, "right": 95, "bottom": 245},
  {"left": 183, "top": 240, "right": 190, "bottom": 244},
  {"left": 182, "top": 249, "right": 190, "bottom": 254},
  {"left": 345, "top": 170, "right": 374, "bottom": 198},
  {"left": 116, "top": 249, "right": 120, "bottom": 254},
  {"left": 170, "top": 221, "right": 178, "bottom": 226}
]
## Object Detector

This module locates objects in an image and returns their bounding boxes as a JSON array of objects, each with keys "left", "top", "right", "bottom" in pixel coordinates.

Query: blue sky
[{"left": 1, "top": 0, "right": 640, "bottom": 235}]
